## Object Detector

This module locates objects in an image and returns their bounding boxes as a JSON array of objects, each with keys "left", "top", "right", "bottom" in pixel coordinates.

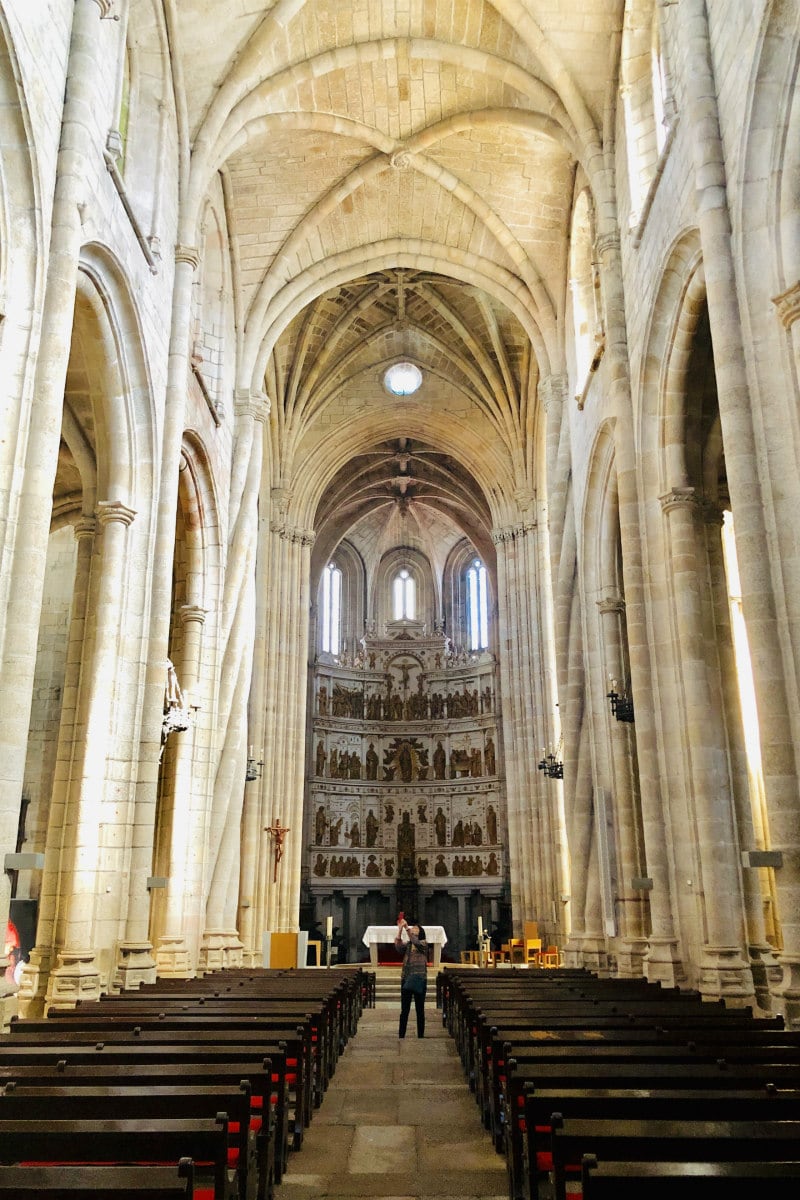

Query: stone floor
[{"left": 275, "top": 970, "right": 508, "bottom": 1199}]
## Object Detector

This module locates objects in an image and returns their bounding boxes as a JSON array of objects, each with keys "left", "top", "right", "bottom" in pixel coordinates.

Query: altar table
[{"left": 362, "top": 924, "right": 447, "bottom": 969}]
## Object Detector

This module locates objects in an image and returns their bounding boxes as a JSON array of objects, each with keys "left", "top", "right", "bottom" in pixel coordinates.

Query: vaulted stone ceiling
[{"left": 174, "top": 0, "right": 622, "bottom": 553}]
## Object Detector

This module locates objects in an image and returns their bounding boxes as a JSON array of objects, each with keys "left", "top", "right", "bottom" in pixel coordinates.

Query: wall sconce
[
  {"left": 246, "top": 756, "right": 263, "bottom": 782},
  {"left": 607, "top": 678, "right": 634, "bottom": 722},
  {"left": 538, "top": 747, "right": 564, "bottom": 779}
]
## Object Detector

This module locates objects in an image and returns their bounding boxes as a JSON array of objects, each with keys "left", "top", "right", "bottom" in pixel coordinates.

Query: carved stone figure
[
  {"left": 434, "top": 807, "right": 446, "bottom": 846},
  {"left": 348, "top": 819, "right": 361, "bottom": 848},
  {"left": 434, "top": 854, "right": 449, "bottom": 877},
  {"left": 318, "top": 685, "right": 328, "bottom": 715},
  {"left": 397, "top": 811, "right": 415, "bottom": 872},
  {"left": 315, "top": 741, "right": 326, "bottom": 776},
  {"left": 486, "top": 851, "right": 499, "bottom": 875},
  {"left": 418, "top": 857, "right": 429, "bottom": 876},
  {"left": 384, "top": 856, "right": 394, "bottom": 877},
  {"left": 365, "top": 742, "right": 379, "bottom": 780},
  {"left": 313, "top": 853, "right": 327, "bottom": 877},
  {"left": 314, "top": 805, "right": 327, "bottom": 845},
  {"left": 417, "top": 802, "right": 428, "bottom": 824},
  {"left": 384, "top": 803, "right": 394, "bottom": 823},
  {"left": 329, "top": 816, "right": 343, "bottom": 846},
  {"left": 366, "top": 854, "right": 380, "bottom": 877},
  {"left": 452, "top": 818, "right": 464, "bottom": 847},
  {"left": 484, "top": 736, "right": 496, "bottom": 775},
  {"left": 486, "top": 804, "right": 497, "bottom": 844},
  {"left": 329, "top": 747, "right": 338, "bottom": 777},
  {"left": 433, "top": 740, "right": 446, "bottom": 779},
  {"left": 349, "top": 751, "right": 361, "bottom": 779},
  {"left": 365, "top": 808, "right": 379, "bottom": 847}
]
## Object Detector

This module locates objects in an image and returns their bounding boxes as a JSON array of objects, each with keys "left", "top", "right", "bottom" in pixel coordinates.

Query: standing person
[{"left": 395, "top": 917, "right": 428, "bottom": 1038}]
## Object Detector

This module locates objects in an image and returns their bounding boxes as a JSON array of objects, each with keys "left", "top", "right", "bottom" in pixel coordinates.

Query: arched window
[
  {"left": 467, "top": 559, "right": 489, "bottom": 650},
  {"left": 321, "top": 562, "right": 342, "bottom": 654},
  {"left": 393, "top": 568, "right": 415, "bottom": 620}
]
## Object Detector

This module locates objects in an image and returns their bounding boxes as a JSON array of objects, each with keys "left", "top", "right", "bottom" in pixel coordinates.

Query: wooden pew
[
  {"left": 549, "top": 1116, "right": 800, "bottom": 1200},
  {"left": 0, "top": 1159, "right": 195, "bottom": 1198},
  {"left": 519, "top": 1085, "right": 800, "bottom": 1200},
  {"left": 3, "top": 1024, "right": 309, "bottom": 1149},
  {"left": 0, "top": 1116, "right": 232, "bottom": 1200},
  {"left": 580, "top": 1154, "right": 800, "bottom": 1199},
  {"left": 0, "top": 1082, "right": 265, "bottom": 1200}
]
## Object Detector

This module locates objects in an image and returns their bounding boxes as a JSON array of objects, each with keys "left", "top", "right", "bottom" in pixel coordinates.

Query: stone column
[
  {"left": 123, "top": 243, "right": 200, "bottom": 981},
  {"left": 597, "top": 595, "right": 648, "bottom": 976},
  {"left": 659, "top": 487, "right": 753, "bottom": 1002},
  {"left": 46, "top": 499, "right": 137, "bottom": 1010},
  {"left": 675, "top": 0, "right": 800, "bottom": 1019},
  {"left": 493, "top": 515, "right": 560, "bottom": 939},
  {"left": 153, "top": 603, "right": 207, "bottom": 979},
  {"left": 704, "top": 503, "right": 777, "bottom": 1010},
  {"left": 246, "top": 509, "right": 314, "bottom": 958},
  {"left": 18, "top": 516, "right": 95, "bottom": 1016},
  {"left": 0, "top": 0, "right": 113, "bottom": 1023},
  {"left": 594, "top": 223, "right": 681, "bottom": 986}
]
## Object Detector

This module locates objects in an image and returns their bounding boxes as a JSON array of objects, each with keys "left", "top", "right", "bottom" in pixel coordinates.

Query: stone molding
[
  {"left": 73, "top": 516, "right": 97, "bottom": 541},
  {"left": 180, "top": 603, "right": 208, "bottom": 627},
  {"left": 594, "top": 229, "right": 621, "bottom": 260}
]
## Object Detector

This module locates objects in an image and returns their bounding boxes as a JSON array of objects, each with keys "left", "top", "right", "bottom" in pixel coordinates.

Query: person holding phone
[{"left": 395, "top": 917, "right": 428, "bottom": 1038}]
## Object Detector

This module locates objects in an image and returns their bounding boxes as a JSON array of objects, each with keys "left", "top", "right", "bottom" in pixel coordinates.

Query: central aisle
[{"left": 275, "top": 967, "right": 508, "bottom": 1199}]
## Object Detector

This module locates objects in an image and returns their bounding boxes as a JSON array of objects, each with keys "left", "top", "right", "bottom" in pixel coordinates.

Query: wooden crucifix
[{"left": 265, "top": 818, "right": 291, "bottom": 883}]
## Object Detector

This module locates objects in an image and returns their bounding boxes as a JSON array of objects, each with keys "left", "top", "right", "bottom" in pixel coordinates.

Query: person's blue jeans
[{"left": 399, "top": 985, "right": 425, "bottom": 1037}]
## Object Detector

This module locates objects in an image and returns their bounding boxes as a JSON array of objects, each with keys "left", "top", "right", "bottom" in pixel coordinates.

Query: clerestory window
[
  {"left": 467, "top": 559, "right": 489, "bottom": 650},
  {"left": 321, "top": 561, "right": 342, "bottom": 654},
  {"left": 393, "top": 568, "right": 415, "bottom": 620}
]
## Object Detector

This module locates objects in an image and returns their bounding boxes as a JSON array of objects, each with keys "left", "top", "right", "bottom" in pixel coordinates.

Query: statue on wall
[
  {"left": 486, "top": 851, "right": 499, "bottom": 875},
  {"left": 417, "top": 802, "right": 428, "bottom": 824},
  {"left": 365, "top": 742, "right": 379, "bottom": 780},
  {"left": 329, "top": 747, "right": 338, "bottom": 778},
  {"left": 433, "top": 740, "right": 446, "bottom": 779},
  {"left": 384, "top": 856, "right": 394, "bottom": 876},
  {"left": 418, "top": 857, "right": 429, "bottom": 876},
  {"left": 486, "top": 804, "right": 497, "bottom": 844},
  {"left": 452, "top": 818, "right": 464, "bottom": 847},
  {"left": 313, "top": 853, "right": 327, "bottom": 876},
  {"left": 349, "top": 751, "right": 361, "bottom": 779},
  {"left": 329, "top": 816, "right": 343, "bottom": 846},
  {"left": 347, "top": 819, "right": 361, "bottom": 848},
  {"left": 366, "top": 854, "right": 380, "bottom": 876},
  {"left": 434, "top": 807, "right": 447, "bottom": 846},
  {"left": 397, "top": 811, "right": 415, "bottom": 873},
  {"left": 471, "top": 748, "right": 482, "bottom": 777},
  {"left": 434, "top": 854, "right": 449, "bottom": 877},
  {"left": 318, "top": 685, "right": 328, "bottom": 715},
  {"left": 315, "top": 741, "right": 326, "bottom": 776},
  {"left": 384, "top": 803, "right": 394, "bottom": 824},
  {"left": 484, "top": 736, "right": 496, "bottom": 775},
  {"left": 365, "top": 808, "right": 379, "bottom": 847},
  {"left": 314, "top": 805, "right": 327, "bottom": 845}
]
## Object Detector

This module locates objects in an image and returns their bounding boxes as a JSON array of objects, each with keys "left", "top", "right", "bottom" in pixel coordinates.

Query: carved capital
[
  {"left": 492, "top": 521, "right": 535, "bottom": 544},
  {"left": 270, "top": 522, "right": 316, "bottom": 547},
  {"left": 175, "top": 243, "right": 200, "bottom": 269},
  {"left": 659, "top": 486, "right": 697, "bottom": 515},
  {"left": 234, "top": 388, "right": 271, "bottom": 421},
  {"left": 73, "top": 516, "right": 97, "bottom": 542},
  {"left": 92, "top": 0, "right": 115, "bottom": 16},
  {"left": 96, "top": 499, "right": 137, "bottom": 527},
  {"left": 597, "top": 595, "right": 625, "bottom": 615},
  {"left": 594, "top": 229, "right": 621, "bottom": 261},
  {"left": 772, "top": 281, "right": 800, "bottom": 330},
  {"left": 180, "top": 604, "right": 208, "bottom": 627},
  {"left": 538, "top": 373, "right": 568, "bottom": 414}
]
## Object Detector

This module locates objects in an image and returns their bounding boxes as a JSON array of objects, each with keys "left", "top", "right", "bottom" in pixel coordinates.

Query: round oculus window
[{"left": 384, "top": 361, "right": 422, "bottom": 396}]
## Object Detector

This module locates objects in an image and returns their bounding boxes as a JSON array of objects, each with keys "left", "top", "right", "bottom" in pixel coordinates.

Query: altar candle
[
  {"left": 326, "top": 915, "right": 333, "bottom": 939},
  {"left": 478, "top": 916, "right": 484, "bottom": 939}
]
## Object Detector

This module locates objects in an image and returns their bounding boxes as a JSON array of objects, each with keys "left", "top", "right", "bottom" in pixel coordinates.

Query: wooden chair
[
  {"left": 525, "top": 938, "right": 542, "bottom": 966},
  {"left": 541, "top": 944, "right": 561, "bottom": 967},
  {"left": 509, "top": 938, "right": 526, "bottom": 964}
]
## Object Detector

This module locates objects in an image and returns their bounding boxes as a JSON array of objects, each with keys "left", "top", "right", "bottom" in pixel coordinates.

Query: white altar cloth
[{"left": 362, "top": 924, "right": 447, "bottom": 968}]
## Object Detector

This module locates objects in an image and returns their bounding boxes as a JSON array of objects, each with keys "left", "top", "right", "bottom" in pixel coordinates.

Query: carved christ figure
[{"left": 265, "top": 818, "right": 290, "bottom": 882}]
